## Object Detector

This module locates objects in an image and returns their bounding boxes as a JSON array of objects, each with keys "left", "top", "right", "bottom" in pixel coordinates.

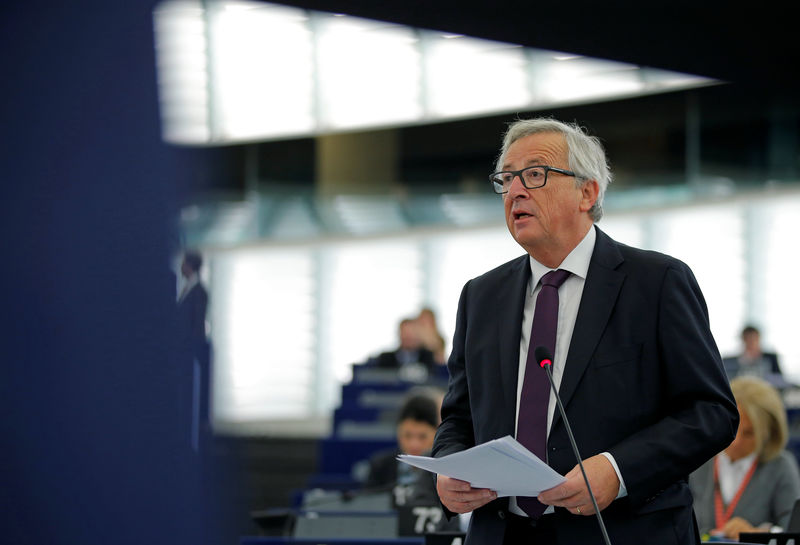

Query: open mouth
[{"left": 513, "top": 210, "right": 533, "bottom": 220}]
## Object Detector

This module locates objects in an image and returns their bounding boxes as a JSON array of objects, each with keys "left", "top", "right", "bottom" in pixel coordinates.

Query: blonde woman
[{"left": 690, "top": 376, "right": 800, "bottom": 540}]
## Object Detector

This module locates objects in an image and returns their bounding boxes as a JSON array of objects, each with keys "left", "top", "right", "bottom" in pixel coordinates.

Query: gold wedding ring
[{"left": 576, "top": 506, "right": 582, "bottom": 514}]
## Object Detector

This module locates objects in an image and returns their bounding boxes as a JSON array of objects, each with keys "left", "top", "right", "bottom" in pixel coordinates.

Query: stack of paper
[{"left": 398, "top": 435, "right": 565, "bottom": 497}]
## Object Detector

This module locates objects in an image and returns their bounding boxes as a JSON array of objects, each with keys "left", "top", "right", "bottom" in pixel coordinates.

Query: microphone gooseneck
[{"left": 535, "top": 346, "right": 612, "bottom": 545}]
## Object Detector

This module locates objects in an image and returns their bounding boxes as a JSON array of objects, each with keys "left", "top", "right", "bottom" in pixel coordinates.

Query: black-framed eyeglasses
[{"left": 489, "top": 165, "right": 577, "bottom": 194}]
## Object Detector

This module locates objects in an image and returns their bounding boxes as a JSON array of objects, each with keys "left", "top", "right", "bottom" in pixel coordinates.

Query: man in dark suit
[
  {"left": 432, "top": 118, "right": 738, "bottom": 544},
  {"left": 365, "top": 393, "right": 439, "bottom": 493},
  {"left": 177, "top": 250, "right": 211, "bottom": 427},
  {"left": 177, "top": 250, "right": 209, "bottom": 360},
  {"left": 723, "top": 325, "right": 783, "bottom": 382},
  {"left": 377, "top": 318, "right": 437, "bottom": 371},
  {"left": 366, "top": 393, "right": 460, "bottom": 532}
]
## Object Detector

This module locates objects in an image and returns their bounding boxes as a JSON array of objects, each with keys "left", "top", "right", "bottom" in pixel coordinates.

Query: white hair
[{"left": 495, "top": 118, "right": 612, "bottom": 222}]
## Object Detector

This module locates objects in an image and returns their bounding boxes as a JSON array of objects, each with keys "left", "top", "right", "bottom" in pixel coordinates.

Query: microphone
[{"left": 535, "top": 346, "right": 612, "bottom": 545}]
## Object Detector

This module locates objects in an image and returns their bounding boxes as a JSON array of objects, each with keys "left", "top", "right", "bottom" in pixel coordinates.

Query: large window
[
  {"left": 153, "top": 0, "right": 714, "bottom": 144},
  {"left": 755, "top": 199, "right": 800, "bottom": 370},
  {"left": 646, "top": 206, "right": 746, "bottom": 356},
  {"left": 210, "top": 247, "right": 315, "bottom": 421},
  {"left": 203, "top": 190, "right": 800, "bottom": 429},
  {"left": 321, "top": 239, "right": 424, "bottom": 400}
]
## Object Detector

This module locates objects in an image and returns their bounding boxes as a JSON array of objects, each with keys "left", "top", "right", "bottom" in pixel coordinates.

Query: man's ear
[{"left": 579, "top": 179, "right": 599, "bottom": 212}]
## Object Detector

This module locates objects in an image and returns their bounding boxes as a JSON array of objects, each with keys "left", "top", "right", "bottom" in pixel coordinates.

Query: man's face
[
  {"left": 743, "top": 331, "right": 761, "bottom": 353},
  {"left": 502, "top": 132, "right": 595, "bottom": 259},
  {"left": 397, "top": 418, "right": 436, "bottom": 456},
  {"left": 399, "top": 322, "right": 420, "bottom": 350},
  {"left": 180, "top": 259, "right": 192, "bottom": 279}
]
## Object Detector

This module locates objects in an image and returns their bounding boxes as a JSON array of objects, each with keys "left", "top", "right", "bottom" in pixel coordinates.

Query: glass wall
[
  {"left": 153, "top": 0, "right": 714, "bottom": 145},
  {"left": 201, "top": 189, "right": 800, "bottom": 428}
]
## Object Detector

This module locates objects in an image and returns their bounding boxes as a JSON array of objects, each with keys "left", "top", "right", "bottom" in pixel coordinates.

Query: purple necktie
[{"left": 517, "top": 268, "right": 571, "bottom": 518}]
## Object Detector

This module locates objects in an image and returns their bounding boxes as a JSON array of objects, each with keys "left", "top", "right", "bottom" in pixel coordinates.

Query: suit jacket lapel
[
  {"left": 552, "top": 228, "right": 625, "bottom": 431},
  {"left": 497, "top": 255, "right": 531, "bottom": 430}
]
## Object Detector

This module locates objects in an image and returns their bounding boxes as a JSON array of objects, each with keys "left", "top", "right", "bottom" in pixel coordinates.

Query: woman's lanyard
[{"left": 713, "top": 455, "right": 759, "bottom": 529}]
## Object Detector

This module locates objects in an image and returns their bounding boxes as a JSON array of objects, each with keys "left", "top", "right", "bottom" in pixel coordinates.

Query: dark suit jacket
[
  {"left": 177, "top": 281, "right": 208, "bottom": 362},
  {"left": 432, "top": 227, "right": 739, "bottom": 545},
  {"left": 376, "top": 348, "right": 436, "bottom": 371},
  {"left": 365, "top": 448, "right": 401, "bottom": 489},
  {"left": 722, "top": 352, "right": 782, "bottom": 379},
  {"left": 366, "top": 448, "right": 442, "bottom": 505}
]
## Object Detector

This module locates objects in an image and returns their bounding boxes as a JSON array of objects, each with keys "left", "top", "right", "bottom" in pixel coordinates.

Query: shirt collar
[
  {"left": 528, "top": 225, "right": 596, "bottom": 292},
  {"left": 719, "top": 450, "right": 758, "bottom": 472},
  {"left": 178, "top": 274, "right": 200, "bottom": 301}
]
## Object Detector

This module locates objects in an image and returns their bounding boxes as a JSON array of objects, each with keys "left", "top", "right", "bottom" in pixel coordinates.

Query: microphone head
[{"left": 534, "top": 346, "right": 553, "bottom": 368}]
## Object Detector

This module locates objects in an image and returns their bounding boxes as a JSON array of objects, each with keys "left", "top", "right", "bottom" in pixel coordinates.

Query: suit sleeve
[
  {"left": 608, "top": 263, "right": 739, "bottom": 508},
  {"left": 432, "top": 280, "right": 476, "bottom": 458}
]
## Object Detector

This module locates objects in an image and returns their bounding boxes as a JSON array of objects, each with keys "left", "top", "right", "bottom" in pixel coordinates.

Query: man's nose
[{"left": 506, "top": 173, "right": 530, "bottom": 199}]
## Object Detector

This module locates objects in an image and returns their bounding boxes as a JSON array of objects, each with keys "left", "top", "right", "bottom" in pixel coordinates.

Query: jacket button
[{"left": 498, "top": 510, "right": 506, "bottom": 520}]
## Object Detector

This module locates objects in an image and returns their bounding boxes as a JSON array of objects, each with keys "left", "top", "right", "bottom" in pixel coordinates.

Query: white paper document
[{"left": 398, "top": 435, "right": 565, "bottom": 498}]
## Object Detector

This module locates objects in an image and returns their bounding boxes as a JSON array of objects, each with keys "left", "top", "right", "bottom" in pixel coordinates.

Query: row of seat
[{"left": 317, "top": 362, "right": 448, "bottom": 484}]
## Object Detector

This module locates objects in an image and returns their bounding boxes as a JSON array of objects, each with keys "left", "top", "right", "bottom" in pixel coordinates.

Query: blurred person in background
[
  {"left": 177, "top": 249, "right": 209, "bottom": 361},
  {"left": 377, "top": 318, "right": 436, "bottom": 372},
  {"left": 365, "top": 393, "right": 440, "bottom": 504},
  {"left": 417, "top": 307, "right": 447, "bottom": 365},
  {"left": 177, "top": 250, "right": 211, "bottom": 428},
  {"left": 690, "top": 376, "right": 800, "bottom": 541},
  {"left": 723, "top": 325, "right": 784, "bottom": 383}
]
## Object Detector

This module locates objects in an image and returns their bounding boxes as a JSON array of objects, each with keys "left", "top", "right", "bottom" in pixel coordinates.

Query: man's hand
[
  {"left": 537, "top": 454, "right": 620, "bottom": 516},
  {"left": 436, "top": 474, "right": 497, "bottom": 514}
]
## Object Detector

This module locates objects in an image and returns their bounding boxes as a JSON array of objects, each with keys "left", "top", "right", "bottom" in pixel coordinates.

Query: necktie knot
[{"left": 540, "top": 269, "right": 570, "bottom": 289}]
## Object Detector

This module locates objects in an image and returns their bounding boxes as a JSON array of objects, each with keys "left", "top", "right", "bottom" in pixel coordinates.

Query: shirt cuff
[{"left": 600, "top": 452, "right": 628, "bottom": 499}]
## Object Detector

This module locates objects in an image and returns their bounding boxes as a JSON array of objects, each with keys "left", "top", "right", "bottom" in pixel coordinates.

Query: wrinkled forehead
[{"left": 501, "top": 131, "right": 568, "bottom": 170}]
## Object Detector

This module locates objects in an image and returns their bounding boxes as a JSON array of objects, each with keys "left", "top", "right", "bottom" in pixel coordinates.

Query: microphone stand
[{"left": 540, "top": 356, "right": 612, "bottom": 545}]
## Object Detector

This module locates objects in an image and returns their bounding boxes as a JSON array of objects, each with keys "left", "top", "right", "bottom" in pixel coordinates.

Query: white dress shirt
[
  {"left": 717, "top": 451, "right": 758, "bottom": 504},
  {"left": 510, "top": 226, "right": 628, "bottom": 516}
]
